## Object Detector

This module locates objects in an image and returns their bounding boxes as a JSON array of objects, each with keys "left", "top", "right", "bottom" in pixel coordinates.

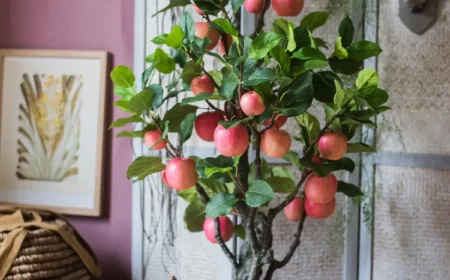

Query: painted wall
[{"left": 1, "top": 0, "right": 134, "bottom": 278}]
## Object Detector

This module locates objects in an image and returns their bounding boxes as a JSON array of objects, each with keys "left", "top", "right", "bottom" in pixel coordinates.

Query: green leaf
[
  {"left": 180, "top": 112, "right": 197, "bottom": 144},
  {"left": 279, "top": 72, "right": 314, "bottom": 117},
  {"left": 166, "top": 25, "right": 184, "bottom": 48},
  {"left": 293, "top": 26, "right": 311, "bottom": 50},
  {"left": 181, "top": 93, "right": 224, "bottom": 105},
  {"left": 243, "top": 67, "right": 278, "bottom": 87},
  {"left": 272, "top": 19, "right": 296, "bottom": 52},
  {"left": 191, "top": 36, "right": 212, "bottom": 60},
  {"left": 233, "top": 224, "right": 245, "bottom": 240},
  {"left": 206, "top": 193, "right": 236, "bottom": 218},
  {"left": 356, "top": 68, "right": 379, "bottom": 90},
  {"left": 337, "top": 181, "right": 363, "bottom": 197},
  {"left": 116, "top": 130, "right": 145, "bottom": 138},
  {"left": 312, "top": 71, "right": 343, "bottom": 103},
  {"left": 178, "top": 188, "right": 200, "bottom": 203},
  {"left": 152, "top": 34, "right": 168, "bottom": 45},
  {"left": 205, "top": 167, "right": 234, "bottom": 177},
  {"left": 347, "top": 143, "right": 376, "bottom": 153},
  {"left": 334, "top": 81, "right": 346, "bottom": 110},
  {"left": 249, "top": 32, "right": 282, "bottom": 60},
  {"left": 339, "top": 15, "right": 354, "bottom": 48},
  {"left": 248, "top": 159, "right": 271, "bottom": 186},
  {"left": 148, "top": 84, "right": 164, "bottom": 111},
  {"left": 153, "top": 0, "right": 191, "bottom": 16},
  {"left": 208, "top": 70, "right": 223, "bottom": 86},
  {"left": 127, "top": 156, "right": 166, "bottom": 180},
  {"left": 266, "top": 176, "right": 295, "bottom": 194},
  {"left": 111, "top": 66, "right": 135, "bottom": 88},
  {"left": 163, "top": 104, "right": 198, "bottom": 132},
  {"left": 270, "top": 46, "right": 290, "bottom": 74},
  {"left": 109, "top": 115, "right": 144, "bottom": 128},
  {"left": 283, "top": 150, "right": 300, "bottom": 167},
  {"left": 292, "top": 47, "right": 326, "bottom": 61},
  {"left": 327, "top": 157, "right": 356, "bottom": 173},
  {"left": 172, "top": 48, "right": 188, "bottom": 67},
  {"left": 194, "top": 0, "right": 222, "bottom": 15},
  {"left": 246, "top": 180, "right": 275, "bottom": 207},
  {"left": 219, "top": 67, "right": 239, "bottom": 100},
  {"left": 342, "top": 118, "right": 377, "bottom": 128},
  {"left": 114, "top": 86, "right": 135, "bottom": 100},
  {"left": 329, "top": 56, "right": 361, "bottom": 75},
  {"left": 181, "top": 60, "right": 203, "bottom": 84},
  {"left": 296, "top": 60, "right": 328, "bottom": 74},
  {"left": 198, "top": 177, "right": 234, "bottom": 197},
  {"left": 348, "top": 41, "right": 382, "bottom": 60},
  {"left": 271, "top": 166, "right": 294, "bottom": 180},
  {"left": 184, "top": 201, "right": 206, "bottom": 232},
  {"left": 114, "top": 99, "right": 134, "bottom": 113},
  {"left": 301, "top": 12, "right": 328, "bottom": 31},
  {"left": 232, "top": 0, "right": 245, "bottom": 12},
  {"left": 218, "top": 118, "right": 248, "bottom": 129},
  {"left": 197, "top": 157, "right": 235, "bottom": 183},
  {"left": 128, "top": 88, "right": 153, "bottom": 114},
  {"left": 359, "top": 88, "right": 389, "bottom": 109},
  {"left": 333, "top": 37, "right": 348, "bottom": 60},
  {"left": 212, "top": 18, "right": 239, "bottom": 37},
  {"left": 295, "top": 112, "right": 320, "bottom": 148},
  {"left": 180, "top": 11, "right": 196, "bottom": 42},
  {"left": 154, "top": 48, "right": 176, "bottom": 74}
]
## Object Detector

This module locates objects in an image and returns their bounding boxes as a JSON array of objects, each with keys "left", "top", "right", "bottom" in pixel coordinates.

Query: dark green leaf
[
  {"left": 163, "top": 104, "right": 198, "bottom": 132},
  {"left": 206, "top": 192, "right": 236, "bottom": 218},
  {"left": 141, "top": 66, "right": 155, "bottom": 89},
  {"left": 293, "top": 26, "right": 311, "bottom": 50},
  {"left": 116, "top": 130, "right": 145, "bottom": 138},
  {"left": 153, "top": 0, "right": 191, "bottom": 16},
  {"left": 312, "top": 71, "right": 343, "bottom": 103},
  {"left": 233, "top": 224, "right": 246, "bottom": 240},
  {"left": 198, "top": 177, "right": 234, "bottom": 196},
  {"left": 348, "top": 41, "right": 382, "bottom": 60},
  {"left": 197, "top": 157, "right": 234, "bottom": 183},
  {"left": 111, "top": 66, "right": 135, "bottom": 87},
  {"left": 109, "top": 115, "right": 144, "bottom": 128},
  {"left": 272, "top": 19, "right": 296, "bottom": 52},
  {"left": 270, "top": 46, "right": 290, "bottom": 74},
  {"left": 347, "top": 143, "right": 377, "bottom": 153},
  {"left": 166, "top": 25, "right": 184, "bottom": 48},
  {"left": 246, "top": 180, "right": 275, "bottom": 207},
  {"left": 249, "top": 32, "right": 282, "bottom": 60},
  {"left": 191, "top": 36, "right": 212, "bottom": 60},
  {"left": 333, "top": 37, "right": 348, "bottom": 60},
  {"left": 359, "top": 88, "right": 389, "bottom": 108},
  {"left": 339, "top": 15, "right": 354, "bottom": 48},
  {"left": 232, "top": 0, "right": 245, "bottom": 12},
  {"left": 184, "top": 201, "right": 206, "bottom": 232},
  {"left": 212, "top": 18, "right": 239, "bottom": 37},
  {"left": 147, "top": 84, "right": 164, "bottom": 111},
  {"left": 194, "top": 0, "right": 222, "bottom": 15},
  {"left": 329, "top": 56, "right": 361, "bottom": 75},
  {"left": 181, "top": 60, "right": 203, "bottom": 84},
  {"left": 298, "top": 60, "right": 328, "bottom": 73},
  {"left": 314, "top": 37, "right": 329, "bottom": 49},
  {"left": 337, "top": 181, "right": 363, "bottom": 197},
  {"left": 342, "top": 118, "right": 377, "bottom": 128},
  {"left": 295, "top": 112, "right": 320, "bottom": 148},
  {"left": 127, "top": 156, "right": 166, "bottom": 180},
  {"left": 178, "top": 188, "right": 200, "bottom": 203},
  {"left": 128, "top": 88, "right": 153, "bottom": 114},
  {"left": 327, "top": 157, "right": 355, "bottom": 173},
  {"left": 172, "top": 49, "right": 188, "bottom": 67},
  {"left": 279, "top": 72, "right": 314, "bottom": 117},
  {"left": 181, "top": 93, "right": 224, "bottom": 105},
  {"left": 180, "top": 11, "right": 196, "bottom": 42},
  {"left": 292, "top": 47, "right": 326, "bottom": 61},
  {"left": 301, "top": 12, "right": 328, "bottom": 31},
  {"left": 218, "top": 118, "right": 248, "bottom": 129},
  {"left": 266, "top": 176, "right": 295, "bottom": 194},
  {"left": 180, "top": 113, "right": 197, "bottom": 144},
  {"left": 283, "top": 150, "right": 300, "bottom": 167},
  {"left": 219, "top": 67, "right": 239, "bottom": 100},
  {"left": 154, "top": 48, "right": 176, "bottom": 74},
  {"left": 356, "top": 68, "right": 379, "bottom": 89},
  {"left": 243, "top": 67, "right": 278, "bottom": 87}
]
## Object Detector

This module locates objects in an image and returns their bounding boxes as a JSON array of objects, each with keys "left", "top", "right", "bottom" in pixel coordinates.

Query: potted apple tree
[{"left": 110, "top": 0, "right": 388, "bottom": 279}]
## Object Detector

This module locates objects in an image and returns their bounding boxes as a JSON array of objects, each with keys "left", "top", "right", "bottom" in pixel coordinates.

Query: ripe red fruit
[
  {"left": 305, "top": 197, "right": 336, "bottom": 219},
  {"left": 193, "top": 4, "right": 205, "bottom": 15},
  {"left": 195, "top": 112, "right": 225, "bottom": 142},
  {"left": 144, "top": 130, "right": 166, "bottom": 150},
  {"left": 244, "top": 0, "right": 264, "bottom": 14},
  {"left": 262, "top": 113, "right": 288, "bottom": 128},
  {"left": 284, "top": 196, "right": 304, "bottom": 221},
  {"left": 162, "top": 158, "right": 198, "bottom": 190},
  {"left": 318, "top": 131, "right": 348, "bottom": 160},
  {"left": 214, "top": 124, "right": 249, "bottom": 157},
  {"left": 261, "top": 129, "right": 291, "bottom": 158},
  {"left": 203, "top": 216, "right": 234, "bottom": 243},
  {"left": 312, "top": 156, "right": 322, "bottom": 164},
  {"left": 195, "top": 22, "right": 219, "bottom": 51},
  {"left": 219, "top": 34, "right": 233, "bottom": 55},
  {"left": 304, "top": 173, "right": 338, "bottom": 203},
  {"left": 272, "top": 0, "right": 304, "bottom": 16},
  {"left": 240, "top": 91, "right": 266, "bottom": 116},
  {"left": 191, "top": 75, "right": 215, "bottom": 96}
]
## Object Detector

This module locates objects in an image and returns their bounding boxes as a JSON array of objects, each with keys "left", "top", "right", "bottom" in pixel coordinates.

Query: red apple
[
  {"left": 262, "top": 113, "right": 288, "bottom": 128},
  {"left": 144, "top": 130, "right": 166, "bottom": 150},
  {"left": 240, "top": 91, "right": 266, "bottom": 116},
  {"left": 244, "top": 0, "right": 265, "bottom": 14},
  {"left": 195, "top": 22, "right": 219, "bottom": 51},
  {"left": 191, "top": 75, "right": 215, "bottom": 96},
  {"left": 305, "top": 197, "right": 336, "bottom": 219},
  {"left": 318, "top": 131, "right": 348, "bottom": 160},
  {"left": 304, "top": 173, "right": 338, "bottom": 203},
  {"left": 284, "top": 196, "right": 304, "bottom": 221},
  {"left": 195, "top": 111, "right": 225, "bottom": 142},
  {"left": 203, "top": 216, "right": 234, "bottom": 243},
  {"left": 219, "top": 34, "right": 233, "bottom": 55},
  {"left": 272, "top": 0, "right": 304, "bottom": 16},
  {"left": 261, "top": 129, "right": 291, "bottom": 158},
  {"left": 193, "top": 4, "right": 205, "bottom": 15},
  {"left": 312, "top": 156, "right": 322, "bottom": 164},
  {"left": 162, "top": 158, "right": 198, "bottom": 190},
  {"left": 214, "top": 124, "right": 249, "bottom": 157}
]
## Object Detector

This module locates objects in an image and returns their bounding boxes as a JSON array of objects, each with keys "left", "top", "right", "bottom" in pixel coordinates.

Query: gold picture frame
[{"left": 0, "top": 49, "right": 109, "bottom": 216}]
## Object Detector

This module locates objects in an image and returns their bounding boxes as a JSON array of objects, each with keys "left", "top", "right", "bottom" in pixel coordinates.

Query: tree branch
[{"left": 250, "top": 0, "right": 271, "bottom": 38}]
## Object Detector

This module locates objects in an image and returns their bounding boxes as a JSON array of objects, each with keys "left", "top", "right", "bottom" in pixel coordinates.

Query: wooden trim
[{"left": 0, "top": 49, "right": 109, "bottom": 217}]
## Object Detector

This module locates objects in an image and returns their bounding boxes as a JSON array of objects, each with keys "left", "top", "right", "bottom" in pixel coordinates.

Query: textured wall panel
[
  {"left": 373, "top": 165, "right": 450, "bottom": 280},
  {"left": 377, "top": 1, "right": 450, "bottom": 154}
]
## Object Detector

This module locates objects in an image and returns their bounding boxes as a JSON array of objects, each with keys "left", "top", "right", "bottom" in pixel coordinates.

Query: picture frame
[{"left": 0, "top": 49, "right": 109, "bottom": 216}]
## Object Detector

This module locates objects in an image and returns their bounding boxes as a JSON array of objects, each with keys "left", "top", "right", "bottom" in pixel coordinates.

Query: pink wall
[{"left": 2, "top": 1, "right": 134, "bottom": 278}]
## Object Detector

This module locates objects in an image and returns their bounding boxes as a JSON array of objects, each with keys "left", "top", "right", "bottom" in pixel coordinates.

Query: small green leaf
[
  {"left": 233, "top": 224, "right": 246, "bottom": 240},
  {"left": 218, "top": 117, "right": 252, "bottom": 129},
  {"left": 114, "top": 86, "right": 135, "bottom": 100},
  {"left": 272, "top": 19, "right": 296, "bottom": 52},
  {"left": 339, "top": 15, "right": 354, "bottom": 48},
  {"left": 109, "top": 115, "right": 144, "bottom": 128},
  {"left": 329, "top": 57, "right": 361, "bottom": 75},
  {"left": 198, "top": 177, "right": 234, "bottom": 197},
  {"left": 292, "top": 47, "right": 326, "bottom": 61},
  {"left": 153, "top": 0, "right": 191, "bottom": 16},
  {"left": 283, "top": 150, "right": 300, "bottom": 167},
  {"left": 116, "top": 130, "right": 145, "bottom": 138},
  {"left": 243, "top": 67, "right": 278, "bottom": 87},
  {"left": 312, "top": 71, "right": 343, "bottom": 103},
  {"left": 206, "top": 193, "right": 236, "bottom": 218},
  {"left": 358, "top": 88, "right": 389, "bottom": 109},
  {"left": 356, "top": 68, "right": 379, "bottom": 89},
  {"left": 154, "top": 48, "right": 176, "bottom": 74},
  {"left": 271, "top": 166, "right": 294, "bottom": 180},
  {"left": 333, "top": 37, "right": 348, "bottom": 60},
  {"left": 232, "top": 0, "right": 245, "bottom": 12},
  {"left": 337, "top": 181, "right": 363, "bottom": 197},
  {"left": 212, "top": 18, "right": 239, "bottom": 37},
  {"left": 208, "top": 70, "right": 223, "bottom": 87},
  {"left": 152, "top": 34, "right": 168, "bottom": 45},
  {"left": 178, "top": 188, "right": 200, "bottom": 203},
  {"left": 114, "top": 99, "right": 133, "bottom": 113},
  {"left": 179, "top": 11, "right": 196, "bottom": 42},
  {"left": 347, "top": 143, "right": 376, "bottom": 153},
  {"left": 279, "top": 72, "right": 314, "bottom": 117},
  {"left": 163, "top": 104, "right": 198, "bottom": 132},
  {"left": 295, "top": 112, "right": 320, "bottom": 148},
  {"left": 166, "top": 25, "right": 184, "bottom": 48},
  {"left": 181, "top": 60, "right": 203, "bottom": 84},
  {"left": 297, "top": 60, "right": 328, "bottom": 74},
  {"left": 249, "top": 32, "right": 282, "bottom": 60},
  {"left": 334, "top": 81, "right": 345, "bottom": 109},
  {"left": 205, "top": 167, "right": 234, "bottom": 178},
  {"left": 246, "top": 180, "right": 275, "bottom": 207},
  {"left": 197, "top": 157, "right": 235, "bottom": 183},
  {"left": 342, "top": 118, "right": 377, "bottom": 128},
  {"left": 180, "top": 112, "right": 197, "bottom": 144},
  {"left": 348, "top": 41, "right": 382, "bottom": 60},
  {"left": 194, "top": 0, "right": 222, "bottom": 15},
  {"left": 111, "top": 66, "right": 135, "bottom": 88},
  {"left": 327, "top": 157, "right": 356, "bottom": 173},
  {"left": 148, "top": 84, "right": 164, "bottom": 111},
  {"left": 181, "top": 93, "right": 224, "bottom": 105},
  {"left": 128, "top": 88, "right": 153, "bottom": 114},
  {"left": 293, "top": 26, "right": 311, "bottom": 50},
  {"left": 270, "top": 46, "right": 290, "bottom": 74},
  {"left": 184, "top": 201, "right": 206, "bottom": 232},
  {"left": 301, "top": 12, "right": 328, "bottom": 31},
  {"left": 219, "top": 67, "right": 239, "bottom": 100},
  {"left": 127, "top": 156, "right": 166, "bottom": 180},
  {"left": 266, "top": 176, "right": 295, "bottom": 194}
]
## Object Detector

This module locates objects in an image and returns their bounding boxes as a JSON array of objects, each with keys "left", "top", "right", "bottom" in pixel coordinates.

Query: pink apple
[
  {"left": 203, "top": 216, "right": 234, "bottom": 243},
  {"left": 195, "top": 112, "right": 225, "bottom": 142},
  {"left": 144, "top": 130, "right": 166, "bottom": 150},
  {"left": 244, "top": 0, "right": 265, "bottom": 14},
  {"left": 214, "top": 124, "right": 249, "bottom": 157},
  {"left": 304, "top": 173, "right": 338, "bottom": 203},
  {"left": 305, "top": 197, "right": 336, "bottom": 219},
  {"left": 240, "top": 91, "right": 266, "bottom": 116},
  {"left": 162, "top": 158, "right": 198, "bottom": 190},
  {"left": 260, "top": 129, "right": 291, "bottom": 158},
  {"left": 284, "top": 196, "right": 304, "bottom": 221},
  {"left": 219, "top": 34, "right": 233, "bottom": 55},
  {"left": 195, "top": 22, "right": 219, "bottom": 51},
  {"left": 272, "top": 0, "right": 304, "bottom": 16},
  {"left": 318, "top": 131, "right": 348, "bottom": 160},
  {"left": 191, "top": 75, "right": 215, "bottom": 96},
  {"left": 262, "top": 113, "right": 288, "bottom": 128},
  {"left": 312, "top": 156, "right": 323, "bottom": 164},
  {"left": 193, "top": 4, "right": 205, "bottom": 16}
]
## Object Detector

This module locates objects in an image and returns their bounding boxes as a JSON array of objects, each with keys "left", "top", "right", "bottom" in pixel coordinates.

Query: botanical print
[{"left": 17, "top": 73, "right": 82, "bottom": 181}]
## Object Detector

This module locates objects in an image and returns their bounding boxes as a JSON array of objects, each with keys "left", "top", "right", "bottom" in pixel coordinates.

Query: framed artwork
[{"left": 0, "top": 49, "right": 108, "bottom": 216}]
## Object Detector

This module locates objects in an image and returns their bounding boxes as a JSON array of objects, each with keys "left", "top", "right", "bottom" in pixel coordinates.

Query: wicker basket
[{"left": 0, "top": 207, "right": 102, "bottom": 280}]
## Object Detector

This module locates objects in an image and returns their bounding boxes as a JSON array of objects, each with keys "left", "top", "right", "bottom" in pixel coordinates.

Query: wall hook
[{"left": 399, "top": 0, "right": 438, "bottom": 34}]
